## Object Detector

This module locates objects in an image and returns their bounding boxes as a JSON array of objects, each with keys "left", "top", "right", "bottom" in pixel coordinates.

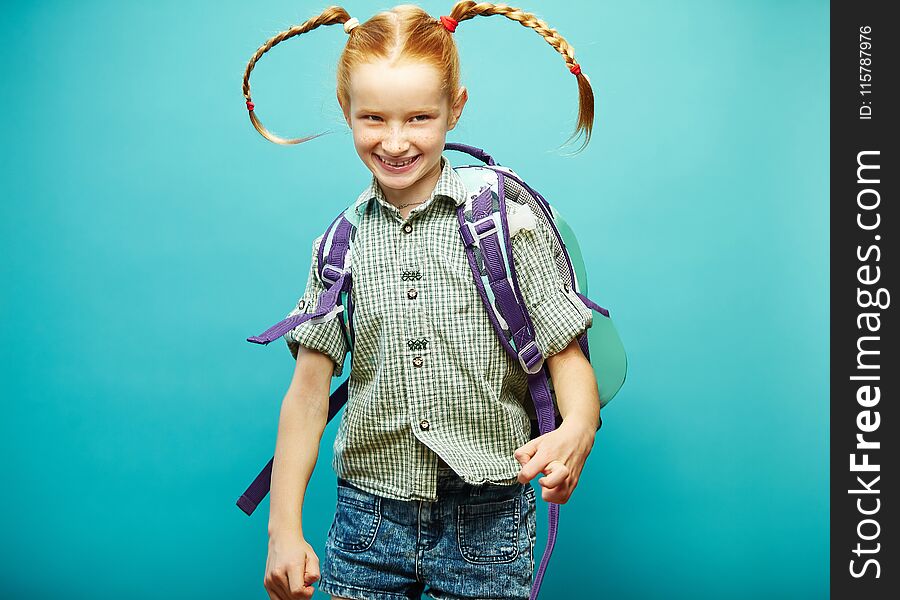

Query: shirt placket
[{"left": 398, "top": 212, "right": 440, "bottom": 500}]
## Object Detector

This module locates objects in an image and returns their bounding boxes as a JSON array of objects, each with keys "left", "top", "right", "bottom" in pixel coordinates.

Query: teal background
[{"left": 0, "top": 0, "right": 829, "bottom": 598}]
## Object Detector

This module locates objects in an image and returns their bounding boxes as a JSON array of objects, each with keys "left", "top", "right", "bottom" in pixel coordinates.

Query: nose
[{"left": 381, "top": 125, "right": 410, "bottom": 156}]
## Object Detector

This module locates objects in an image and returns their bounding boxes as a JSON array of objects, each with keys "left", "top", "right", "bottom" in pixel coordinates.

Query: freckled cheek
[
  {"left": 413, "top": 132, "right": 441, "bottom": 152},
  {"left": 353, "top": 131, "right": 381, "bottom": 152}
]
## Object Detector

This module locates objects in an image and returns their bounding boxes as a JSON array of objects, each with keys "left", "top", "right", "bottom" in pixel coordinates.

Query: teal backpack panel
[{"left": 552, "top": 206, "right": 627, "bottom": 408}]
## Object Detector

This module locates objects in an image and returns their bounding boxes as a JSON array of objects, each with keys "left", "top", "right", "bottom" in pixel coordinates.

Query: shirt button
[
  {"left": 412, "top": 356, "right": 423, "bottom": 368},
  {"left": 407, "top": 288, "right": 418, "bottom": 300},
  {"left": 419, "top": 419, "right": 430, "bottom": 431},
  {"left": 403, "top": 223, "right": 413, "bottom": 234}
]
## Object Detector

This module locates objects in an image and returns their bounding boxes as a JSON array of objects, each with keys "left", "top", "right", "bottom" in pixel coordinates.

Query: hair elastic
[
  {"left": 246, "top": 100, "right": 255, "bottom": 111},
  {"left": 343, "top": 17, "right": 359, "bottom": 33},
  {"left": 439, "top": 15, "right": 458, "bottom": 32},
  {"left": 569, "top": 63, "right": 581, "bottom": 76}
]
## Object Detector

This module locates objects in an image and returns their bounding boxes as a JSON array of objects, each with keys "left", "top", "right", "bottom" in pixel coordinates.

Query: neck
[{"left": 380, "top": 159, "right": 443, "bottom": 209}]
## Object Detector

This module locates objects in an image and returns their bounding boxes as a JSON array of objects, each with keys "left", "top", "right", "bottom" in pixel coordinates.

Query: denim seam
[
  {"left": 455, "top": 495, "right": 521, "bottom": 564},
  {"left": 333, "top": 494, "right": 383, "bottom": 553},
  {"left": 415, "top": 500, "right": 423, "bottom": 582},
  {"left": 525, "top": 485, "right": 536, "bottom": 575}
]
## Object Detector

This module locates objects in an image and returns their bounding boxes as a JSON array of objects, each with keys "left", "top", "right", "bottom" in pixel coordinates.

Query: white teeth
[{"left": 379, "top": 155, "right": 416, "bottom": 168}]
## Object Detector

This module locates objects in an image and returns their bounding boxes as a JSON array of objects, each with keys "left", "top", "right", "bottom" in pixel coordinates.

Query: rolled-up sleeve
[
  {"left": 510, "top": 202, "right": 593, "bottom": 358},
  {"left": 283, "top": 234, "right": 349, "bottom": 377}
]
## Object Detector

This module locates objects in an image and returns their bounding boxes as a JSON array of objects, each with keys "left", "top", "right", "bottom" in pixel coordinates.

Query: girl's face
[{"left": 341, "top": 59, "right": 467, "bottom": 205}]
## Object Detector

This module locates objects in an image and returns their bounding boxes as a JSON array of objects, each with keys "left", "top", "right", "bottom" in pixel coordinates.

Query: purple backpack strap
[
  {"left": 237, "top": 213, "right": 357, "bottom": 516},
  {"left": 245, "top": 213, "right": 352, "bottom": 344},
  {"left": 525, "top": 374, "right": 561, "bottom": 600},
  {"left": 453, "top": 158, "right": 562, "bottom": 600},
  {"left": 444, "top": 141, "right": 497, "bottom": 166}
]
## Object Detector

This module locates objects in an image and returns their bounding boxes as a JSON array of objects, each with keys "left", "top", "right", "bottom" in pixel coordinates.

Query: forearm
[
  {"left": 268, "top": 389, "right": 328, "bottom": 537},
  {"left": 547, "top": 339, "right": 600, "bottom": 431}
]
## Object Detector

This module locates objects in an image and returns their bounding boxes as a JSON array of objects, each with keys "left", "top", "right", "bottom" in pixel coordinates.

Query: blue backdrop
[{"left": 0, "top": 0, "right": 828, "bottom": 598}]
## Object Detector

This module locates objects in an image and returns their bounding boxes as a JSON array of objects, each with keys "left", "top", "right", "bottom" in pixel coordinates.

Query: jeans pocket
[
  {"left": 331, "top": 479, "right": 382, "bottom": 553},
  {"left": 457, "top": 494, "right": 521, "bottom": 564}
]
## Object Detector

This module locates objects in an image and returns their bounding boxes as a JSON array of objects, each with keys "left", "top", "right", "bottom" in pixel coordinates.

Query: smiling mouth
[{"left": 375, "top": 154, "right": 420, "bottom": 169}]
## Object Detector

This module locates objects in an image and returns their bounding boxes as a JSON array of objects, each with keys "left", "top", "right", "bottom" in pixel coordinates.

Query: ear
[
  {"left": 338, "top": 93, "right": 351, "bottom": 128},
  {"left": 447, "top": 86, "right": 468, "bottom": 131}
]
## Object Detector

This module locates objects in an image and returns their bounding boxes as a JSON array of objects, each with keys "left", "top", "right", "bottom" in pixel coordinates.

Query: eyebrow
[{"left": 354, "top": 107, "right": 441, "bottom": 114}]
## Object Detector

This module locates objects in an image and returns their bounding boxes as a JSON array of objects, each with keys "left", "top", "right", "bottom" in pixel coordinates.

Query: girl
[{"left": 242, "top": 4, "right": 601, "bottom": 599}]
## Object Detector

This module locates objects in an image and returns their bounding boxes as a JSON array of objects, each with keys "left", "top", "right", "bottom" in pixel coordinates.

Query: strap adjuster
[
  {"left": 463, "top": 213, "right": 502, "bottom": 246},
  {"left": 320, "top": 264, "right": 348, "bottom": 286},
  {"left": 517, "top": 339, "right": 544, "bottom": 374}
]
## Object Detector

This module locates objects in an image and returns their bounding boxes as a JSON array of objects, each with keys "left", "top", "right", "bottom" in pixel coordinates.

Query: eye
[
  {"left": 363, "top": 115, "right": 382, "bottom": 122},
  {"left": 410, "top": 114, "right": 431, "bottom": 122}
]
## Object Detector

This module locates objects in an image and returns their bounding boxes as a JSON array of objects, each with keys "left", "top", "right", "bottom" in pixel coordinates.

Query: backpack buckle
[
  {"left": 463, "top": 213, "right": 502, "bottom": 246},
  {"left": 517, "top": 340, "right": 544, "bottom": 374},
  {"left": 320, "top": 264, "right": 348, "bottom": 287}
]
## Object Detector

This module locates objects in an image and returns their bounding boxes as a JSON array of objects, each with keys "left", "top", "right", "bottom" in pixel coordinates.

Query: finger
[
  {"left": 265, "top": 587, "right": 280, "bottom": 600},
  {"left": 541, "top": 485, "right": 571, "bottom": 505},
  {"left": 263, "top": 559, "right": 285, "bottom": 600},
  {"left": 264, "top": 579, "right": 280, "bottom": 600},
  {"left": 305, "top": 552, "right": 321, "bottom": 585},
  {"left": 539, "top": 461, "right": 569, "bottom": 489},
  {"left": 518, "top": 450, "right": 551, "bottom": 483},
  {"left": 277, "top": 570, "right": 295, "bottom": 600},
  {"left": 266, "top": 569, "right": 290, "bottom": 600},
  {"left": 514, "top": 438, "right": 539, "bottom": 465},
  {"left": 264, "top": 556, "right": 275, "bottom": 599},
  {"left": 288, "top": 555, "right": 307, "bottom": 595}
]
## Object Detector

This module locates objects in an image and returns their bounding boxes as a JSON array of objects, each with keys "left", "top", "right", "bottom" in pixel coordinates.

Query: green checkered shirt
[{"left": 284, "top": 156, "right": 593, "bottom": 501}]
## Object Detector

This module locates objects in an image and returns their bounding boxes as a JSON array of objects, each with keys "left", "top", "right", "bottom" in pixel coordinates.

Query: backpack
[{"left": 236, "top": 142, "right": 627, "bottom": 599}]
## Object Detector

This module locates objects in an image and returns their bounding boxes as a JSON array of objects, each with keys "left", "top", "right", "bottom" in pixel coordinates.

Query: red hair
[{"left": 242, "top": 3, "right": 594, "bottom": 151}]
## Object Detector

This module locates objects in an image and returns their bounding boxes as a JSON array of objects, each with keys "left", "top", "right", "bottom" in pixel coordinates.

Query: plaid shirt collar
[{"left": 351, "top": 155, "right": 469, "bottom": 218}]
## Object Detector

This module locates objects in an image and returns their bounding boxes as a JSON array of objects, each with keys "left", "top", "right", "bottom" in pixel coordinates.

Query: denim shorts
[{"left": 318, "top": 465, "right": 537, "bottom": 600}]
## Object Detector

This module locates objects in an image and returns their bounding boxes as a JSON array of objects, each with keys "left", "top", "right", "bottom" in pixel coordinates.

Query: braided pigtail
[
  {"left": 448, "top": 1, "right": 594, "bottom": 151},
  {"left": 242, "top": 6, "right": 353, "bottom": 145}
]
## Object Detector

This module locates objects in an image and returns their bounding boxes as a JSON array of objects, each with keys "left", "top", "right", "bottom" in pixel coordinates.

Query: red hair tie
[
  {"left": 439, "top": 15, "right": 458, "bottom": 32},
  {"left": 569, "top": 64, "right": 581, "bottom": 76},
  {"left": 246, "top": 100, "right": 255, "bottom": 111}
]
